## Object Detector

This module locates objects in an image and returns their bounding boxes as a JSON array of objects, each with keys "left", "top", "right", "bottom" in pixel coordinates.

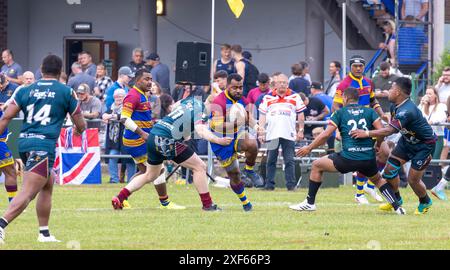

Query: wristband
[{"left": 124, "top": 118, "right": 138, "bottom": 132}]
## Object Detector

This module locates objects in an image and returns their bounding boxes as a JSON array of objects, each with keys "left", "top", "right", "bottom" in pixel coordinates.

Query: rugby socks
[
  {"left": 117, "top": 188, "right": 131, "bottom": 203},
  {"left": 39, "top": 226, "right": 50, "bottom": 237},
  {"left": 379, "top": 183, "right": 400, "bottom": 210},
  {"left": 5, "top": 185, "right": 17, "bottom": 203},
  {"left": 419, "top": 194, "right": 431, "bottom": 205},
  {"left": 0, "top": 217, "right": 8, "bottom": 229},
  {"left": 230, "top": 182, "right": 251, "bottom": 207},
  {"left": 199, "top": 192, "right": 213, "bottom": 209},
  {"left": 355, "top": 174, "right": 366, "bottom": 197},
  {"left": 159, "top": 195, "right": 171, "bottom": 206},
  {"left": 366, "top": 180, "right": 375, "bottom": 190},
  {"left": 395, "top": 191, "right": 402, "bottom": 202},
  {"left": 307, "top": 180, "right": 322, "bottom": 205}
]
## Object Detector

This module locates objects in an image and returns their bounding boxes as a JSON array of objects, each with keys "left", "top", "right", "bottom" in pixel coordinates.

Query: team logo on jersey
[{"left": 4, "top": 152, "right": 10, "bottom": 158}]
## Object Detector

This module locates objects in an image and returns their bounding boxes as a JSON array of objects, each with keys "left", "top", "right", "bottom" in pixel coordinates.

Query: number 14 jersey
[
  {"left": 329, "top": 103, "right": 380, "bottom": 160},
  {"left": 12, "top": 79, "right": 79, "bottom": 153}
]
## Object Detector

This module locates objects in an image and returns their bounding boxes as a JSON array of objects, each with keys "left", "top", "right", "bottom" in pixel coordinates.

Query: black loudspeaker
[
  {"left": 175, "top": 42, "right": 211, "bottom": 85},
  {"left": 422, "top": 165, "right": 442, "bottom": 190}
]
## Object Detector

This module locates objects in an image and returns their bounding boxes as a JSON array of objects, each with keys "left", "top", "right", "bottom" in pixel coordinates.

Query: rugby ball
[{"left": 229, "top": 103, "right": 246, "bottom": 123}]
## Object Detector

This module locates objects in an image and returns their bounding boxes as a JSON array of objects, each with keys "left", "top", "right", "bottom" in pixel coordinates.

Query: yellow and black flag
[{"left": 227, "top": 0, "right": 245, "bottom": 18}]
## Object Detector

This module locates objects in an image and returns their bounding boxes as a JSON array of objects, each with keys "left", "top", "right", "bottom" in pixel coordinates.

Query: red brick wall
[{"left": 0, "top": 0, "right": 7, "bottom": 61}]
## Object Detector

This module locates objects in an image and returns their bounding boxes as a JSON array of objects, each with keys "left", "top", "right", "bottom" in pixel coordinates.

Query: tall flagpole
[{"left": 207, "top": 0, "right": 215, "bottom": 181}]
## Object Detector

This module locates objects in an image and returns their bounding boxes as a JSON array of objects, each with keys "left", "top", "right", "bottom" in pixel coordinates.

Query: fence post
[{"left": 410, "top": 72, "right": 417, "bottom": 104}]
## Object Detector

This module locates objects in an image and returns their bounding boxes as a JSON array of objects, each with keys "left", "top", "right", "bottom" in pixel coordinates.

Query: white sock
[{"left": 436, "top": 178, "right": 449, "bottom": 191}]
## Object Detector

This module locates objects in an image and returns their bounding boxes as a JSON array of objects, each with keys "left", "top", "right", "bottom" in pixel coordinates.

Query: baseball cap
[
  {"left": 349, "top": 55, "right": 366, "bottom": 66},
  {"left": 242, "top": 51, "right": 252, "bottom": 60},
  {"left": 146, "top": 53, "right": 160, "bottom": 61},
  {"left": 76, "top": 84, "right": 90, "bottom": 94},
  {"left": 118, "top": 66, "right": 135, "bottom": 78},
  {"left": 311, "top": 81, "right": 323, "bottom": 90}
]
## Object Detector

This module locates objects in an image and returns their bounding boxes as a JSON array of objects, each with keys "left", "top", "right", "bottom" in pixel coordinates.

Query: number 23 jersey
[
  {"left": 329, "top": 103, "right": 379, "bottom": 160},
  {"left": 12, "top": 79, "right": 79, "bottom": 153}
]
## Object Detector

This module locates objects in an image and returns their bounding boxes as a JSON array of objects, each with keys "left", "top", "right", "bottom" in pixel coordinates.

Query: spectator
[
  {"left": 128, "top": 48, "right": 151, "bottom": 74},
  {"left": 21, "top": 71, "right": 35, "bottom": 86},
  {"left": 77, "top": 83, "right": 102, "bottom": 129},
  {"left": 146, "top": 53, "right": 170, "bottom": 94},
  {"left": 373, "top": 61, "right": 399, "bottom": 112},
  {"left": 231, "top": 44, "right": 259, "bottom": 97},
  {"left": 379, "top": 20, "right": 397, "bottom": 67},
  {"left": 67, "top": 62, "right": 95, "bottom": 92},
  {"left": 289, "top": 64, "right": 311, "bottom": 96},
  {"left": 128, "top": 48, "right": 151, "bottom": 86},
  {"left": 1, "top": 49, "right": 23, "bottom": 85},
  {"left": 418, "top": 86, "right": 447, "bottom": 160},
  {"left": 150, "top": 81, "right": 162, "bottom": 119},
  {"left": 79, "top": 51, "right": 97, "bottom": 77},
  {"left": 105, "top": 66, "right": 133, "bottom": 111},
  {"left": 258, "top": 73, "right": 306, "bottom": 191},
  {"left": 59, "top": 72, "right": 68, "bottom": 85},
  {"left": 102, "top": 88, "right": 133, "bottom": 184},
  {"left": 324, "top": 61, "right": 342, "bottom": 98},
  {"left": 299, "top": 61, "right": 312, "bottom": 84},
  {"left": 402, "top": 0, "right": 428, "bottom": 22},
  {"left": 159, "top": 93, "right": 174, "bottom": 119},
  {"left": 94, "top": 63, "right": 113, "bottom": 101},
  {"left": 213, "top": 44, "right": 236, "bottom": 76},
  {"left": 299, "top": 92, "right": 329, "bottom": 139},
  {"left": 173, "top": 84, "right": 206, "bottom": 103},
  {"left": 397, "top": 15, "right": 427, "bottom": 66},
  {"left": 213, "top": 70, "right": 228, "bottom": 92},
  {"left": 435, "top": 67, "right": 450, "bottom": 103},
  {"left": 435, "top": 67, "right": 450, "bottom": 168},
  {"left": 0, "top": 74, "right": 18, "bottom": 104},
  {"left": 310, "top": 81, "right": 334, "bottom": 152},
  {"left": 247, "top": 73, "right": 271, "bottom": 104},
  {"left": 247, "top": 73, "right": 271, "bottom": 119}
]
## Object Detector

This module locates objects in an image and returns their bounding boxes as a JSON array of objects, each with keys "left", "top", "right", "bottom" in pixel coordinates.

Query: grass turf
[{"left": 0, "top": 180, "right": 449, "bottom": 250}]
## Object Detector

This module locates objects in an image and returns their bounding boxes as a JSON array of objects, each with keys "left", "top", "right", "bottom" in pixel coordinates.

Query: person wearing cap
[
  {"left": 104, "top": 66, "right": 134, "bottom": 111},
  {"left": 77, "top": 83, "right": 102, "bottom": 129},
  {"left": 332, "top": 55, "right": 387, "bottom": 204},
  {"left": 67, "top": 62, "right": 95, "bottom": 92},
  {"left": 146, "top": 53, "right": 170, "bottom": 94}
]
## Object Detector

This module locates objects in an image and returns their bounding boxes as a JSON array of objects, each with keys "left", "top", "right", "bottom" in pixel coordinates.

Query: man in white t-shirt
[{"left": 258, "top": 73, "right": 306, "bottom": 191}]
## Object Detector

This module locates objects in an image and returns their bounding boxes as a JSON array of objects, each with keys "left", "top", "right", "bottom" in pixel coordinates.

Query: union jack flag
[{"left": 53, "top": 127, "right": 102, "bottom": 185}]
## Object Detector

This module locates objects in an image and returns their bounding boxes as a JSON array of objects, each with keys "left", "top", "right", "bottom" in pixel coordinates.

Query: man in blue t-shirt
[
  {"left": 104, "top": 66, "right": 133, "bottom": 111},
  {"left": 146, "top": 53, "right": 170, "bottom": 95},
  {"left": 1, "top": 49, "right": 23, "bottom": 85}
]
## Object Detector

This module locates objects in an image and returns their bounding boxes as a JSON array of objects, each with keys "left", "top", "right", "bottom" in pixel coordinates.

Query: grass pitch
[{"left": 0, "top": 179, "right": 449, "bottom": 250}]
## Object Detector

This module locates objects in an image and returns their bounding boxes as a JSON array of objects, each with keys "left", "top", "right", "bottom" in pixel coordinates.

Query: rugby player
[
  {"left": 351, "top": 77, "right": 436, "bottom": 215},
  {"left": 0, "top": 55, "right": 86, "bottom": 243},
  {"left": 112, "top": 96, "right": 232, "bottom": 211},
  {"left": 209, "top": 73, "right": 263, "bottom": 211},
  {"left": 119, "top": 69, "right": 184, "bottom": 210},
  {"left": 290, "top": 87, "right": 405, "bottom": 214}
]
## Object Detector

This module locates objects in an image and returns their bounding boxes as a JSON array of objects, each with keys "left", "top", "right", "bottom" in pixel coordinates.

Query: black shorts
[
  {"left": 328, "top": 152, "right": 379, "bottom": 178},
  {"left": 391, "top": 138, "right": 435, "bottom": 171},
  {"left": 147, "top": 133, "right": 194, "bottom": 165}
]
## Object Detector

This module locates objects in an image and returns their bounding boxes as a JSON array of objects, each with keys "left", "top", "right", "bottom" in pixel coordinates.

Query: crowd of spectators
[{"left": 0, "top": 0, "right": 442, "bottom": 189}]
